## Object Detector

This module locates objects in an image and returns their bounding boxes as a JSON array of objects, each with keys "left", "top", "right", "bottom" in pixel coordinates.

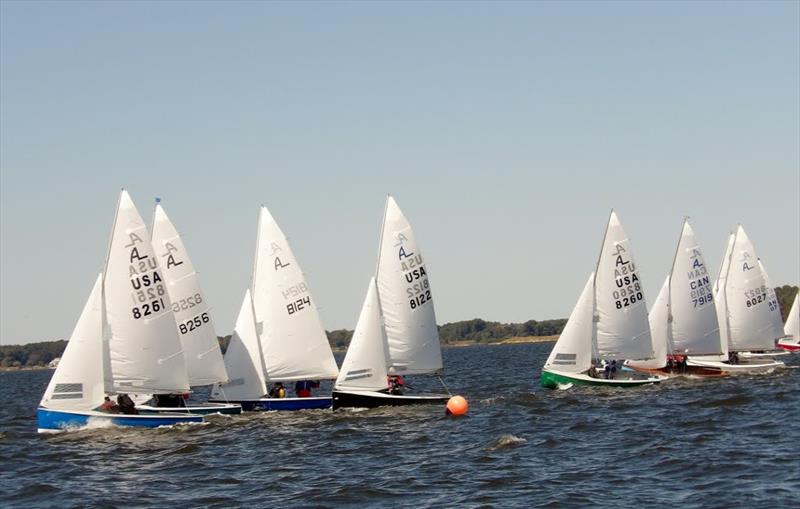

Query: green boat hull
[{"left": 540, "top": 369, "right": 661, "bottom": 389}]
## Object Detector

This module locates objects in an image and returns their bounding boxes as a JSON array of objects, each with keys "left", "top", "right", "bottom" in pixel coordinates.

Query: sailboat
[
  {"left": 540, "top": 211, "right": 665, "bottom": 389},
  {"left": 688, "top": 225, "right": 785, "bottom": 372},
  {"left": 777, "top": 291, "right": 799, "bottom": 352},
  {"left": 134, "top": 201, "right": 241, "bottom": 415},
  {"left": 332, "top": 196, "right": 451, "bottom": 409},
  {"left": 209, "top": 206, "right": 339, "bottom": 410},
  {"left": 37, "top": 191, "right": 204, "bottom": 433},
  {"left": 627, "top": 219, "right": 727, "bottom": 377},
  {"left": 736, "top": 260, "right": 790, "bottom": 358}
]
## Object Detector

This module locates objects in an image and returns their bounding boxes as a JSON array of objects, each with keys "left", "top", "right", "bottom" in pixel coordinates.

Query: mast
[
  {"left": 590, "top": 210, "right": 613, "bottom": 362},
  {"left": 722, "top": 226, "right": 740, "bottom": 350},
  {"left": 666, "top": 217, "right": 688, "bottom": 354},
  {"left": 250, "top": 207, "right": 270, "bottom": 383}
]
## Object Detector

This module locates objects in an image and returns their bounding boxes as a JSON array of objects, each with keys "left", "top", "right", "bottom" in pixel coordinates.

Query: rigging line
[{"left": 437, "top": 375, "right": 452, "bottom": 397}]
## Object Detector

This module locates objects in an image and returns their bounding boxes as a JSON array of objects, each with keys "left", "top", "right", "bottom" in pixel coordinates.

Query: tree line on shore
[{"left": 3, "top": 286, "right": 797, "bottom": 369}]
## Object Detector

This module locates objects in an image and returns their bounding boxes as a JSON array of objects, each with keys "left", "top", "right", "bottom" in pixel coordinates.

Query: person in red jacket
[{"left": 294, "top": 380, "right": 320, "bottom": 397}]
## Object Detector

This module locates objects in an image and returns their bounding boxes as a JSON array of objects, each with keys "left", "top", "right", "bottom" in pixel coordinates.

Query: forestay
[
  {"left": 376, "top": 196, "right": 443, "bottom": 375},
  {"left": 544, "top": 273, "right": 594, "bottom": 373},
  {"left": 151, "top": 203, "right": 228, "bottom": 387},
  {"left": 40, "top": 274, "right": 108, "bottom": 411},
  {"left": 104, "top": 190, "right": 190, "bottom": 393},
  {"left": 593, "top": 211, "right": 653, "bottom": 360},
  {"left": 335, "top": 278, "right": 390, "bottom": 391},
  {"left": 210, "top": 290, "right": 267, "bottom": 400},
  {"left": 251, "top": 206, "right": 338, "bottom": 382},
  {"left": 669, "top": 220, "right": 721, "bottom": 355},
  {"left": 723, "top": 226, "right": 784, "bottom": 351}
]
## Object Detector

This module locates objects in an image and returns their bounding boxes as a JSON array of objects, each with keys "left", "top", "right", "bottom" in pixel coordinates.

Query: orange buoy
[{"left": 446, "top": 395, "right": 468, "bottom": 416}]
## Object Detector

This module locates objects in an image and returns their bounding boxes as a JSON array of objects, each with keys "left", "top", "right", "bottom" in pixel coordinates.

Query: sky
[{"left": 1, "top": 1, "right": 798, "bottom": 345}]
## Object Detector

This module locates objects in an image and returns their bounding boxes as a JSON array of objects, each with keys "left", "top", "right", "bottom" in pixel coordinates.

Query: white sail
[
  {"left": 758, "top": 259, "right": 785, "bottom": 343},
  {"left": 376, "top": 196, "right": 443, "bottom": 375},
  {"left": 593, "top": 211, "right": 653, "bottom": 360},
  {"left": 785, "top": 292, "right": 799, "bottom": 338},
  {"left": 151, "top": 203, "right": 228, "bottom": 386},
  {"left": 669, "top": 220, "right": 721, "bottom": 355},
  {"left": 711, "top": 232, "right": 735, "bottom": 360},
  {"left": 335, "top": 278, "right": 390, "bottom": 391},
  {"left": 40, "top": 274, "right": 107, "bottom": 411},
  {"left": 724, "top": 226, "right": 784, "bottom": 351},
  {"left": 210, "top": 290, "right": 267, "bottom": 400},
  {"left": 629, "top": 276, "right": 670, "bottom": 369},
  {"left": 544, "top": 273, "right": 594, "bottom": 373},
  {"left": 104, "top": 190, "right": 190, "bottom": 393},
  {"left": 251, "top": 206, "right": 339, "bottom": 382}
]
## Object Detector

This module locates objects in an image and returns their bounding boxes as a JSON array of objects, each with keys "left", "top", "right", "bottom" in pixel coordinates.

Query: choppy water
[{"left": 1, "top": 343, "right": 798, "bottom": 508}]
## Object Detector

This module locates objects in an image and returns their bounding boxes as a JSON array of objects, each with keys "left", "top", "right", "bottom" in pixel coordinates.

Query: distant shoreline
[
  {"left": 443, "top": 335, "right": 558, "bottom": 348},
  {"left": 0, "top": 365, "right": 53, "bottom": 373}
]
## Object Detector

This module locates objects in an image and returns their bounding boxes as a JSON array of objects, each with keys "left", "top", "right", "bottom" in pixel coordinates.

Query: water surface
[{"left": 1, "top": 343, "right": 798, "bottom": 508}]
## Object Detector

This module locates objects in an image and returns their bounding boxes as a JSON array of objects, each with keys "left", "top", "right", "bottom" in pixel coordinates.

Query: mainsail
[
  {"left": 723, "top": 226, "right": 784, "bottom": 351},
  {"left": 251, "top": 206, "right": 339, "bottom": 382},
  {"left": 376, "top": 196, "right": 443, "bottom": 375},
  {"left": 669, "top": 220, "right": 721, "bottom": 355},
  {"left": 593, "top": 211, "right": 653, "bottom": 360},
  {"left": 104, "top": 190, "right": 190, "bottom": 393},
  {"left": 151, "top": 203, "right": 228, "bottom": 386}
]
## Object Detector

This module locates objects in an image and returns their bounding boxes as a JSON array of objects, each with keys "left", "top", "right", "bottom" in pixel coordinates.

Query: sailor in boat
[
  {"left": 268, "top": 382, "right": 286, "bottom": 398},
  {"left": 294, "top": 380, "right": 320, "bottom": 398},
  {"left": 99, "top": 397, "right": 120, "bottom": 413},
  {"left": 153, "top": 393, "right": 187, "bottom": 408},
  {"left": 386, "top": 375, "right": 405, "bottom": 395},
  {"left": 117, "top": 394, "right": 138, "bottom": 415}
]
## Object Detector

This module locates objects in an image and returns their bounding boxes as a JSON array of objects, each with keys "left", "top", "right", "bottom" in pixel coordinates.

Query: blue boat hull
[
  {"left": 37, "top": 408, "right": 204, "bottom": 433},
  {"left": 136, "top": 402, "right": 242, "bottom": 415},
  {"left": 209, "top": 397, "right": 332, "bottom": 411}
]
